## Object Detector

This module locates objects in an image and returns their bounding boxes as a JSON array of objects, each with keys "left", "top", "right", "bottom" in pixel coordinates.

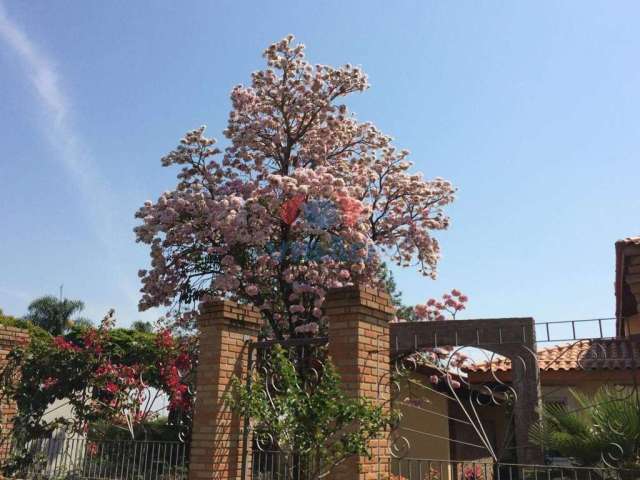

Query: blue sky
[{"left": 1, "top": 1, "right": 638, "bottom": 328}]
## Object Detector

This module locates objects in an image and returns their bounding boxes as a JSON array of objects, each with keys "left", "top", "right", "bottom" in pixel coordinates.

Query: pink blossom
[
  {"left": 245, "top": 284, "right": 259, "bottom": 296},
  {"left": 336, "top": 195, "right": 364, "bottom": 227},
  {"left": 414, "top": 305, "right": 428, "bottom": 318},
  {"left": 289, "top": 304, "right": 305, "bottom": 314},
  {"left": 294, "top": 322, "right": 319, "bottom": 335},
  {"left": 415, "top": 290, "right": 469, "bottom": 321},
  {"left": 42, "top": 377, "right": 58, "bottom": 389}
]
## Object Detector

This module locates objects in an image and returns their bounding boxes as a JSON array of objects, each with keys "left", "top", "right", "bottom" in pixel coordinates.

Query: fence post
[
  {"left": 188, "top": 300, "right": 261, "bottom": 480},
  {"left": 326, "top": 285, "right": 394, "bottom": 480}
]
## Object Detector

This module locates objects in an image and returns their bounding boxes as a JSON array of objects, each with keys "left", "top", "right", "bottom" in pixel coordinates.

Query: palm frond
[{"left": 530, "top": 387, "right": 640, "bottom": 468}]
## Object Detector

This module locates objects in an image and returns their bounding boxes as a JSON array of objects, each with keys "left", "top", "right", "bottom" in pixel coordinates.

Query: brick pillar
[
  {"left": 0, "top": 325, "right": 30, "bottom": 461},
  {"left": 189, "top": 301, "right": 261, "bottom": 480},
  {"left": 511, "top": 349, "right": 544, "bottom": 464},
  {"left": 326, "top": 285, "right": 393, "bottom": 480}
]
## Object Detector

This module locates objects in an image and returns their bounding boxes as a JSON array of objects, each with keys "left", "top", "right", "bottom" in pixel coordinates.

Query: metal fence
[
  {"left": 392, "top": 458, "right": 640, "bottom": 480},
  {"left": 249, "top": 452, "right": 640, "bottom": 480},
  {"left": 251, "top": 450, "right": 329, "bottom": 480},
  {"left": 2, "top": 436, "right": 188, "bottom": 479}
]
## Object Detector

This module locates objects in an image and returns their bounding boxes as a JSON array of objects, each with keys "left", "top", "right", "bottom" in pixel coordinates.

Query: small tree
[
  {"left": 226, "top": 345, "right": 389, "bottom": 479},
  {"left": 0, "top": 309, "right": 17, "bottom": 323}
]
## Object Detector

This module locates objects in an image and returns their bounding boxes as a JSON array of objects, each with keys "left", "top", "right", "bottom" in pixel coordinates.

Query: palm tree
[
  {"left": 72, "top": 317, "right": 94, "bottom": 329},
  {"left": 132, "top": 320, "right": 153, "bottom": 333},
  {"left": 24, "top": 296, "right": 87, "bottom": 335},
  {"left": 530, "top": 387, "right": 640, "bottom": 471}
]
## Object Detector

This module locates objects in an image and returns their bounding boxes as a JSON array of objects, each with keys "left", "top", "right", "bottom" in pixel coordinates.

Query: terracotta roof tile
[{"left": 466, "top": 338, "right": 640, "bottom": 373}]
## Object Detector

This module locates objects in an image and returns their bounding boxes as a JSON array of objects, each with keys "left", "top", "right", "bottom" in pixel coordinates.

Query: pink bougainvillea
[
  {"left": 463, "top": 465, "right": 485, "bottom": 480},
  {"left": 13, "top": 309, "right": 196, "bottom": 440},
  {"left": 53, "top": 336, "right": 81, "bottom": 352},
  {"left": 135, "top": 35, "right": 455, "bottom": 339}
]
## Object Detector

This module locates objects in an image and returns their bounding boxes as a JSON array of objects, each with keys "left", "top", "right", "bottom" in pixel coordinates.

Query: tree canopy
[{"left": 135, "top": 35, "right": 455, "bottom": 338}]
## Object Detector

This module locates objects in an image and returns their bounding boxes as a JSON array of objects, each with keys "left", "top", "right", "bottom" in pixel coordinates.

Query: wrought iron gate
[
  {"left": 239, "top": 316, "right": 640, "bottom": 479},
  {"left": 240, "top": 336, "right": 329, "bottom": 480},
  {"left": 384, "top": 316, "right": 640, "bottom": 479}
]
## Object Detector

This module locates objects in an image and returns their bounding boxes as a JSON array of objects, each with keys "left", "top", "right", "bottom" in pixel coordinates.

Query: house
[{"left": 395, "top": 237, "right": 640, "bottom": 465}]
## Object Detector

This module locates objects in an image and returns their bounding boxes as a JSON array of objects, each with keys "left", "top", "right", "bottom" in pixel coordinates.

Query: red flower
[
  {"left": 53, "top": 336, "right": 81, "bottom": 352},
  {"left": 174, "top": 352, "right": 191, "bottom": 371},
  {"left": 87, "top": 442, "right": 98, "bottom": 456},
  {"left": 95, "top": 363, "right": 117, "bottom": 377},
  {"left": 82, "top": 329, "right": 104, "bottom": 353},
  {"left": 104, "top": 382, "right": 119, "bottom": 394},
  {"left": 279, "top": 194, "right": 305, "bottom": 225},
  {"left": 156, "top": 329, "right": 174, "bottom": 349}
]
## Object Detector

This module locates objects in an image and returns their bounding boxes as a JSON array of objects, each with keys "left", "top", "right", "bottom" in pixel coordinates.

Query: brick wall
[
  {"left": 0, "top": 325, "right": 29, "bottom": 460},
  {"left": 189, "top": 286, "right": 394, "bottom": 480}
]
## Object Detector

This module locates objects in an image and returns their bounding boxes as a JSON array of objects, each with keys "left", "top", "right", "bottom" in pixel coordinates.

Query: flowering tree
[
  {"left": 408, "top": 289, "right": 468, "bottom": 322},
  {"left": 135, "top": 35, "right": 455, "bottom": 339},
  {"left": 391, "top": 289, "right": 470, "bottom": 390}
]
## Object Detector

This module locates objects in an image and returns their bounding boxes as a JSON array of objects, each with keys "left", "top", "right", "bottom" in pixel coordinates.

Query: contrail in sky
[{"left": 0, "top": 2, "right": 142, "bottom": 314}]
